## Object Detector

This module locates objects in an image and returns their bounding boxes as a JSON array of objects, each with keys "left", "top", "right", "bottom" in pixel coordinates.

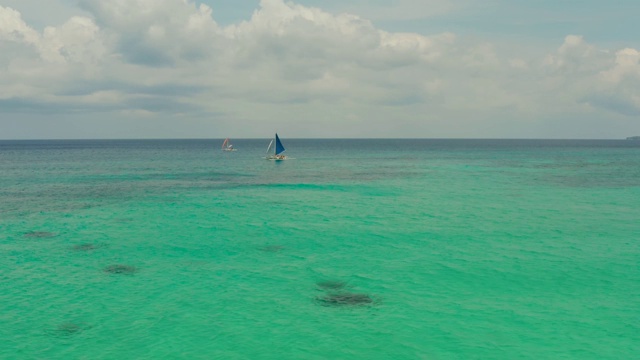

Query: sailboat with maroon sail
[{"left": 221, "top": 138, "right": 236, "bottom": 151}]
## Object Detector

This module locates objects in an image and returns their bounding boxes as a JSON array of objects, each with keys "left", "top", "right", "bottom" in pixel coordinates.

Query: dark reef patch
[
  {"left": 23, "top": 231, "right": 56, "bottom": 238},
  {"left": 72, "top": 243, "right": 107, "bottom": 252},
  {"left": 258, "top": 245, "right": 285, "bottom": 253},
  {"left": 45, "top": 322, "right": 92, "bottom": 338},
  {"left": 103, "top": 264, "right": 138, "bottom": 275},
  {"left": 316, "top": 292, "right": 374, "bottom": 307}
]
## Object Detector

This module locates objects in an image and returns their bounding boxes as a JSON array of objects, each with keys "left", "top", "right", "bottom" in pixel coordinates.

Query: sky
[{"left": 0, "top": 0, "right": 639, "bottom": 139}]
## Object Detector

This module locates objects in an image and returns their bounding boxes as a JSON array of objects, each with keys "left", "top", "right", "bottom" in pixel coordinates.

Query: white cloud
[
  {"left": 78, "top": 0, "right": 221, "bottom": 65},
  {"left": 543, "top": 35, "right": 609, "bottom": 74},
  {"left": 600, "top": 48, "right": 640, "bottom": 84},
  {"left": 0, "top": 6, "right": 105, "bottom": 65},
  {"left": 589, "top": 48, "right": 640, "bottom": 115},
  {"left": 0, "top": 6, "right": 40, "bottom": 44},
  {"left": 325, "top": 0, "right": 475, "bottom": 22},
  {"left": 0, "top": 0, "right": 639, "bottom": 139}
]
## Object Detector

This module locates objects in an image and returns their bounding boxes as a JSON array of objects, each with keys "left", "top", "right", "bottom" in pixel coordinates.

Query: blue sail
[{"left": 275, "top": 133, "right": 285, "bottom": 155}]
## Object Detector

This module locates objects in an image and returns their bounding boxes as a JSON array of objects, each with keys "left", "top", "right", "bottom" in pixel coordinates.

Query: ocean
[{"left": 1, "top": 139, "right": 638, "bottom": 359}]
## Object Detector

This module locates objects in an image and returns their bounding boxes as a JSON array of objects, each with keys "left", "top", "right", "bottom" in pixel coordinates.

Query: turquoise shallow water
[{"left": 1, "top": 139, "right": 639, "bottom": 359}]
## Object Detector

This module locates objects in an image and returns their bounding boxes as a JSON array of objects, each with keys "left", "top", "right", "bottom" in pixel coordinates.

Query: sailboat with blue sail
[{"left": 266, "top": 133, "right": 288, "bottom": 160}]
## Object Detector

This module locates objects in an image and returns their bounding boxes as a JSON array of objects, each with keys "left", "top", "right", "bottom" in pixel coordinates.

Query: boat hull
[{"left": 266, "top": 155, "right": 287, "bottom": 160}]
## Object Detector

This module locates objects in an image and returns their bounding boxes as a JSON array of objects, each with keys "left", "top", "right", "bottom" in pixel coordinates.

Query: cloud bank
[{"left": 0, "top": 0, "right": 638, "bottom": 138}]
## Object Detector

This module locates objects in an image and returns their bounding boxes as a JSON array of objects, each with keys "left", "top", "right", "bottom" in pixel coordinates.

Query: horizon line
[{"left": 0, "top": 137, "right": 636, "bottom": 141}]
